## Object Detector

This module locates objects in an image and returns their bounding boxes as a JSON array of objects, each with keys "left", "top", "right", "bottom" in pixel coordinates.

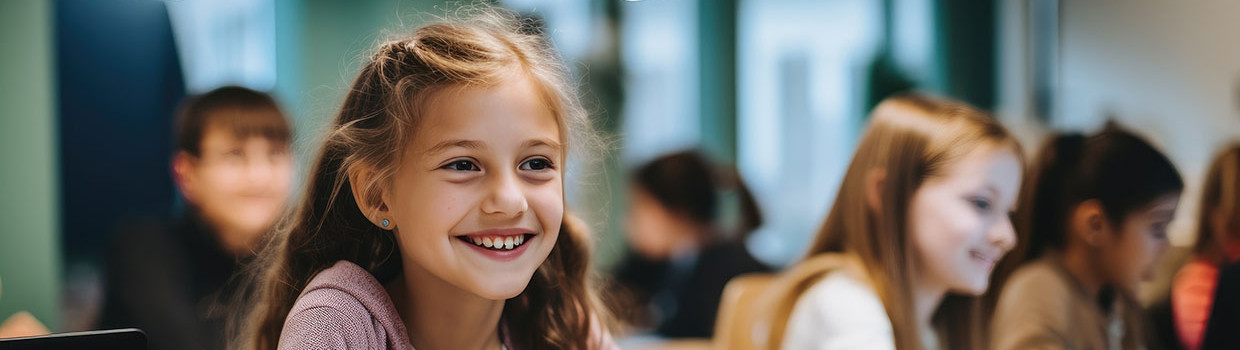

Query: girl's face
[
  {"left": 177, "top": 124, "right": 292, "bottom": 253},
  {"left": 626, "top": 188, "right": 695, "bottom": 260},
  {"left": 385, "top": 74, "right": 564, "bottom": 300},
  {"left": 909, "top": 146, "right": 1022, "bottom": 295},
  {"left": 1098, "top": 193, "right": 1178, "bottom": 293}
]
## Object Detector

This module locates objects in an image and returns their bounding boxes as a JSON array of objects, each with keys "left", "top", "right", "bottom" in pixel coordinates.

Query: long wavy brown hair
[
  {"left": 235, "top": 6, "right": 608, "bottom": 350},
  {"left": 804, "top": 93, "right": 1021, "bottom": 350}
]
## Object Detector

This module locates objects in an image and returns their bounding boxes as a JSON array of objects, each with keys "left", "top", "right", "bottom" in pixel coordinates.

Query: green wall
[
  {"left": 698, "top": 0, "right": 738, "bottom": 164},
  {"left": 276, "top": 0, "right": 452, "bottom": 161},
  {"left": 0, "top": 0, "right": 61, "bottom": 331}
]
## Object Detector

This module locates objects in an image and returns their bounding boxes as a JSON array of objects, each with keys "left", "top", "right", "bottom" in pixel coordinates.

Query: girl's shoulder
[
  {"left": 994, "top": 259, "right": 1081, "bottom": 323},
  {"left": 991, "top": 259, "right": 1086, "bottom": 349},
  {"left": 796, "top": 268, "right": 889, "bottom": 323},
  {"left": 279, "top": 261, "right": 411, "bottom": 350},
  {"left": 786, "top": 254, "right": 882, "bottom": 315},
  {"left": 1003, "top": 258, "right": 1077, "bottom": 299},
  {"left": 783, "top": 268, "right": 894, "bottom": 350}
]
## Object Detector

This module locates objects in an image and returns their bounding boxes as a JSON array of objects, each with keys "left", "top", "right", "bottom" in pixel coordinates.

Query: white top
[{"left": 781, "top": 270, "right": 937, "bottom": 350}]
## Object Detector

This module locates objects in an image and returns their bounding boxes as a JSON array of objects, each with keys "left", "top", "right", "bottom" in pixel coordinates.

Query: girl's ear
[
  {"left": 865, "top": 168, "right": 887, "bottom": 215},
  {"left": 348, "top": 162, "right": 393, "bottom": 229},
  {"left": 173, "top": 151, "right": 198, "bottom": 202},
  {"left": 1072, "top": 199, "right": 1107, "bottom": 246}
]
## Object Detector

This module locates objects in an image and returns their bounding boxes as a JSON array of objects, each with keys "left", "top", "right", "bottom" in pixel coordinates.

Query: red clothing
[{"left": 1172, "top": 258, "right": 1220, "bottom": 350}]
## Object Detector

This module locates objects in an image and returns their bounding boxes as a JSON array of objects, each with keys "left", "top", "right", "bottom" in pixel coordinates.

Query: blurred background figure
[
  {"left": 1164, "top": 145, "right": 1240, "bottom": 350},
  {"left": 991, "top": 126, "right": 1183, "bottom": 350},
  {"left": 775, "top": 94, "right": 1022, "bottom": 350},
  {"left": 611, "top": 150, "right": 770, "bottom": 340},
  {"left": 98, "top": 86, "right": 293, "bottom": 350}
]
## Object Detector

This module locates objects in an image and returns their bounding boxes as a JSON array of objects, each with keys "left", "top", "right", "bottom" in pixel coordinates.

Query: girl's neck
[
  {"left": 388, "top": 262, "right": 505, "bottom": 350},
  {"left": 909, "top": 275, "right": 947, "bottom": 341},
  {"left": 1056, "top": 246, "right": 1104, "bottom": 303}
]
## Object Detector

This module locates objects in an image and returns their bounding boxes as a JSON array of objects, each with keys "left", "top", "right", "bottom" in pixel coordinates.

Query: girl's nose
[
  {"left": 480, "top": 170, "right": 528, "bottom": 218},
  {"left": 991, "top": 215, "right": 1017, "bottom": 252}
]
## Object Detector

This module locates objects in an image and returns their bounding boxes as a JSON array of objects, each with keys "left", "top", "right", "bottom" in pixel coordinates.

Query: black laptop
[{"left": 0, "top": 328, "right": 145, "bottom": 350}]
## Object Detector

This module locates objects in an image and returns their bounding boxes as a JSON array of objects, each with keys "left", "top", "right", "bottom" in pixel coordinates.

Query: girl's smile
[
  {"left": 969, "top": 248, "right": 1002, "bottom": 269},
  {"left": 454, "top": 228, "right": 539, "bottom": 262}
]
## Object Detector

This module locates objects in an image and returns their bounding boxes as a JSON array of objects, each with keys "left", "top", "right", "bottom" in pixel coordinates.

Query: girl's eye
[
  {"left": 520, "top": 158, "right": 554, "bottom": 171},
  {"left": 969, "top": 197, "right": 992, "bottom": 211},
  {"left": 1151, "top": 223, "right": 1170, "bottom": 240},
  {"left": 442, "top": 160, "right": 480, "bottom": 172}
]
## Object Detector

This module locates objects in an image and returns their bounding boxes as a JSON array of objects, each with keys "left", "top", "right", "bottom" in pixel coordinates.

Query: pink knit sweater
[
  {"left": 277, "top": 260, "right": 618, "bottom": 350},
  {"left": 278, "top": 261, "right": 415, "bottom": 349}
]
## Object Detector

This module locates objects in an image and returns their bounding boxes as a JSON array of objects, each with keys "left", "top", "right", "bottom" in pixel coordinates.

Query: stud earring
[{"left": 381, "top": 219, "right": 390, "bottom": 228}]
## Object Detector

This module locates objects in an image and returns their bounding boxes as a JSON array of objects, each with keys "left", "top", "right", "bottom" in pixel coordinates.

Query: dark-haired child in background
[
  {"left": 991, "top": 125, "right": 1183, "bottom": 350},
  {"left": 611, "top": 150, "right": 771, "bottom": 339},
  {"left": 99, "top": 86, "right": 293, "bottom": 350}
]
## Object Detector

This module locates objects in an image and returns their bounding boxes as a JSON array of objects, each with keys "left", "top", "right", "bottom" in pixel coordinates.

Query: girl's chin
[
  {"left": 461, "top": 274, "right": 537, "bottom": 300},
  {"left": 949, "top": 278, "right": 991, "bottom": 296},
  {"left": 964, "top": 284, "right": 988, "bottom": 295}
]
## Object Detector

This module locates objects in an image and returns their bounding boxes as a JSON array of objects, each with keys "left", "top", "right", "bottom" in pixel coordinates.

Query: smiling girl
[
  {"left": 239, "top": 7, "right": 615, "bottom": 350},
  {"left": 777, "top": 94, "right": 1024, "bottom": 350}
]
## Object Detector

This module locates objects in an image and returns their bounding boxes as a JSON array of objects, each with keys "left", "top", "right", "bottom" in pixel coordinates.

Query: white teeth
[{"left": 463, "top": 235, "right": 529, "bottom": 250}]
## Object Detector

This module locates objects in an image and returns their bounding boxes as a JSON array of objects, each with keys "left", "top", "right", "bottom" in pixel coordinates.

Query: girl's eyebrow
[
  {"left": 1147, "top": 208, "right": 1176, "bottom": 220},
  {"left": 975, "top": 184, "right": 999, "bottom": 197},
  {"left": 523, "top": 138, "right": 562, "bottom": 152},
  {"left": 425, "top": 139, "right": 486, "bottom": 155}
]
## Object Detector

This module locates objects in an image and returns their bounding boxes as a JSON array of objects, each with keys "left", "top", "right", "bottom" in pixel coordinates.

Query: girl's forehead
[
  {"left": 410, "top": 78, "right": 562, "bottom": 151},
  {"left": 934, "top": 146, "right": 1022, "bottom": 193},
  {"left": 1135, "top": 193, "right": 1180, "bottom": 218},
  {"left": 421, "top": 76, "right": 556, "bottom": 127}
]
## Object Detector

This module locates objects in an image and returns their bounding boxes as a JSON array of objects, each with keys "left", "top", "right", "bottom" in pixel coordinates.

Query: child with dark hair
[
  {"left": 612, "top": 150, "right": 770, "bottom": 339},
  {"left": 100, "top": 85, "right": 293, "bottom": 350},
  {"left": 992, "top": 124, "right": 1184, "bottom": 350}
]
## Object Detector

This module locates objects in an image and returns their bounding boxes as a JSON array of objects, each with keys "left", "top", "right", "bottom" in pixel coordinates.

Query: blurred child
[
  {"left": 1172, "top": 144, "right": 1240, "bottom": 350},
  {"left": 778, "top": 94, "right": 1023, "bottom": 350},
  {"left": 991, "top": 126, "right": 1183, "bottom": 350},
  {"left": 240, "top": 6, "right": 616, "bottom": 350},
  {"left": 612, "top": 150, "right": 770, "bottom": 338},
  {"left": 100, "top": 86, "right": 293, "bottom": 350}
]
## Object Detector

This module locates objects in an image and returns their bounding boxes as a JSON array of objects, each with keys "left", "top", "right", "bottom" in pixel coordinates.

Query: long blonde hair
[
  {"left": 805, "top": 93, "right": 1021, "bottom": 350},
  {"left": 238, "top": 6, "right": 607, "bottom": 350}
]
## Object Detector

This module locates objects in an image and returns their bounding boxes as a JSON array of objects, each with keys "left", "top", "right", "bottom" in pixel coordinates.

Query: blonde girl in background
[{"left": 777, "top": 94, "right": 1024, "bottom": 350}]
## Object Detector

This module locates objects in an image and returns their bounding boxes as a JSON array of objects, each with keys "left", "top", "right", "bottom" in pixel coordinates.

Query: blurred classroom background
[{"left": 1, "top": 0, "right": 1238, "bottom": 342}]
